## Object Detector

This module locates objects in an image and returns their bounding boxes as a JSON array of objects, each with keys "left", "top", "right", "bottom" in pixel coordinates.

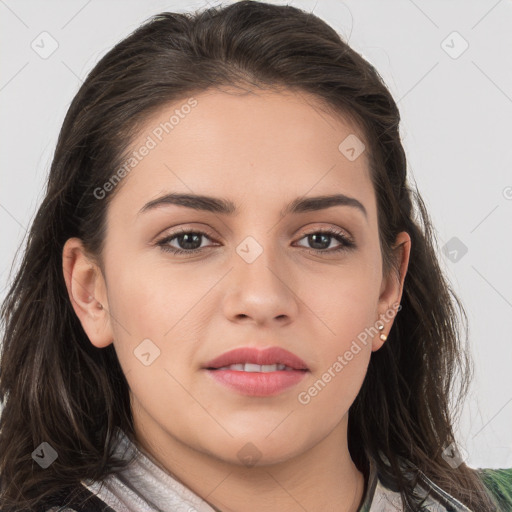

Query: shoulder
[
  {"left": 477, "top": 467, "right": 512, "bottom": 510},
  {"left": 40, "top": 482, "right": 117, "bottom": 512}
]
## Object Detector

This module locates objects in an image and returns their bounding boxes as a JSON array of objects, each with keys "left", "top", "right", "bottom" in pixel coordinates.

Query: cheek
[
  {"left": 300, "top": 263, "right": 380, "bottom": 344},
  {"left": 105, "top": 257, "right": 214, "bottom": 382},
  {"left": 106, "top": 256, "right": 197, "bottom": 336},
  {"left": 296, "top": 331, "right": 372, "bottom": 437},
  {"left": 295, "top": 268, "right": 378, "bottom": 407},
  {"left": 102, "top": 258, "right": 171, "bottom": 369},
  {"left": 105, "top": 262, "right": 204, "bottom": 436},
  {"left": 108, "top": 272, "right": 167, "bottom": 336}
]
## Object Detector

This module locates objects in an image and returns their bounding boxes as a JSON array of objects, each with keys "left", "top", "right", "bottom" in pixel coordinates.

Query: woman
[{"left": 0, "top": 2, "right": 510, "bottom": 511}]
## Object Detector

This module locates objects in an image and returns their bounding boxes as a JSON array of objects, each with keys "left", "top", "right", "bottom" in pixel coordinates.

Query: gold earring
[{"left": 378, "top": 324, "right": 387, "bottom": 341}]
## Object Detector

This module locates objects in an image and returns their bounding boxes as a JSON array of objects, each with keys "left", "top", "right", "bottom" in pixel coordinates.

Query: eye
[
  {"left": 155, "top": 226, "right": 355, "bottom": 257},
  {"left": 156, "top": 228, "right": 218, "bottom": 255},
  {"left": 294, "top": 227, "right": 355, "bottom": 254}
]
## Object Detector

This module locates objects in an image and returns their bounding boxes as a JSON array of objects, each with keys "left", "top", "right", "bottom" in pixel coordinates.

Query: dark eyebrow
[
  {"left": 138, "top": 192, "right": 367, "bottom": 219},
  {"left": 281, "top": 194, "right": 367, "bottom": 219}
]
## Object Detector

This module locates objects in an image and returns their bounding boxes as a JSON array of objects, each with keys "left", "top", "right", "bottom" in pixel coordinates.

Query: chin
[{"left": 202, "top": 435, "right": 310, "bottom": 469}]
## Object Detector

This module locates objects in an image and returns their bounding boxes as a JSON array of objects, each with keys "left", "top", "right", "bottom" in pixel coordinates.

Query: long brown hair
[{"left": 0, "top": 2, "right": 497, "bottom": 510}]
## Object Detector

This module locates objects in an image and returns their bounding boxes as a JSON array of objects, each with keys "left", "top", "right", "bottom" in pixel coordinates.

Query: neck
[{"left": 132, "top": 412, "right": 366, "bottom": 512}]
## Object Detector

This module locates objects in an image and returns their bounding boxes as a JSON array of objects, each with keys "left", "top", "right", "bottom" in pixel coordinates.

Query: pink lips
[
  {"left": 203, "top": 347, "right": 309, "bottom": 397},
  {"left": 204, "top": 347, "right": 309, "bottom": 370}
]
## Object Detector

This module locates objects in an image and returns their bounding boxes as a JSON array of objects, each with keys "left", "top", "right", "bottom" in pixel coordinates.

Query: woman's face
[{"left": 66, "top": 87, "right": 410, "bottom": 466}]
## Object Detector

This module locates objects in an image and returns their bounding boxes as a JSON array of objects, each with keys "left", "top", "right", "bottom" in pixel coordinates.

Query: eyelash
[{"left": 155, "top": 227, "right": 355, "bottom": 257}]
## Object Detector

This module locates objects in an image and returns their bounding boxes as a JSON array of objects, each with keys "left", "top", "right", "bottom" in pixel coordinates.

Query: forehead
[{"left": 109, "top": 87, "right": 375, "bottom": 221}]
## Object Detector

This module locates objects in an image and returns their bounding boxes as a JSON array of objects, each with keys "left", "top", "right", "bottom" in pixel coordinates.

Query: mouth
[
  {"left": 203, "top": 346, "right": 309, "bottom": 371},
  {"left": 203, "top": 346, "right": 309, "bottom": 397},
  {"left": 212, "top": 363, "right": 301, "bottom": 372}
]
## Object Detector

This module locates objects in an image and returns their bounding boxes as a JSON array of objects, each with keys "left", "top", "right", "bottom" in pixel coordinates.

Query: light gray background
[{"left": 1, "top": 0, "right": 511, "bottom": 469}]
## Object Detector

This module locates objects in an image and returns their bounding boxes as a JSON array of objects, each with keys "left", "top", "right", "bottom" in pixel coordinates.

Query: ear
[
  {"left": 372, "top": 231, "right": 411, "bottom": 352},
  {"left": 62, "top": 237, "right": 113, "bottom": 348}
]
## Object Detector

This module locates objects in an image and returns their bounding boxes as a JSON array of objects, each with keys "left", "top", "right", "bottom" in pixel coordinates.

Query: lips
[
  {"left": 203, "top": 346, "right": 309, "bottom": 371},
  {"left": 203, "top": 347, "right": 309, "bottom": 397}
]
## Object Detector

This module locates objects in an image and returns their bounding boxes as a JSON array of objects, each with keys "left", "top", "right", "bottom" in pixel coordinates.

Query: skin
[{"left": 63, "top": 86, "right": 411, "bottom": 512}]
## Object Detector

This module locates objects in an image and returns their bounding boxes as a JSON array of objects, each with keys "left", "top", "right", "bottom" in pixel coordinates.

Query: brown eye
[
  {"left": 294, "top": 228, "right": 355, "bottom": 253},
  {"left": 156, "top": 229, "right": 217, "bottom": 255}
]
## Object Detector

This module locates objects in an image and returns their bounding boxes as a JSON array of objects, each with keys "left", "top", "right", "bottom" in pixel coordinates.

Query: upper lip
[{"left": 203, "top": 347, "right": 309, "bottom": 370}]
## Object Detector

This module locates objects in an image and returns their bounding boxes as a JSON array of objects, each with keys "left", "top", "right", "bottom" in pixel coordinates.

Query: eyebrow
[{"left": 138, "top": 192, "right": 367, "bottom": 219}]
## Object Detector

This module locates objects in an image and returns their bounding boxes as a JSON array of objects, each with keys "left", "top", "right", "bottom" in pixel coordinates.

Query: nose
[{"left": 222, "top": 238, "right": 299, "bottom": 327}]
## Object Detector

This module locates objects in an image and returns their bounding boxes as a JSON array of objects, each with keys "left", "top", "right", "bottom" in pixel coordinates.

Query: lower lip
[{"left": 204, "top": 369, "right": 308, "bottom": 397}]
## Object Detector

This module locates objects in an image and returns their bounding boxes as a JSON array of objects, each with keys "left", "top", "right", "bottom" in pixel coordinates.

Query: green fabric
[{"left": 478, "top": 467, "right": 512, "bottom": 511}]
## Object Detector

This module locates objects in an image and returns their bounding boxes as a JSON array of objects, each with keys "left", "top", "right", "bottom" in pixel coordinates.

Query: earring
[
  {"left": 378, "top": 324, "right": 387, "bottom": 341},
  {"left": 97, "top": 302, "right": 103, "bottom": 310}
]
